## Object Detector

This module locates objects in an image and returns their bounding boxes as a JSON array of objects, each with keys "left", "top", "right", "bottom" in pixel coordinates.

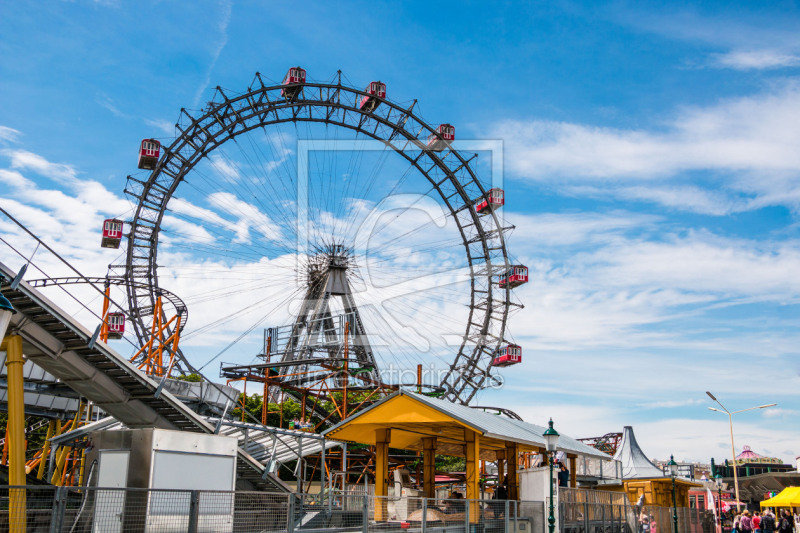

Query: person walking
[
  {"left": 762, "top": 510, "right": 776, "bottom": 533},
  {"left": 778, "top": 511, "right": 795, "bottom": 533},
  {"left": 754, "top": 511, "right": 762, "bottom": 533},
  {"left": 733, "top": 512, "right": 741, "bottom": 533},
  {"left": 741, "top": 511, "right": 754, "bottom": 533}
]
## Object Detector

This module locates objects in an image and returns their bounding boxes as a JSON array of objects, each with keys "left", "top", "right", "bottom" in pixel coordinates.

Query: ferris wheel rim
[{"left": 125, "top": 73, "right": 514, "bottom": 403}]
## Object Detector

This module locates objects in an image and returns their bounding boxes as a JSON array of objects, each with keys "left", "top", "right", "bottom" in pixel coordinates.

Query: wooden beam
[
  {"left": 506, "top": 442, "right": 519, "bottom": 501},
  {"left": 375, "top": 428, "right": 391, "bottom": 520},
  {"left": 568, "top": 454, "right": 577, "bottom": 488},
  {"left": 423, "top": 437, "right": 437, "bottom": 499}
]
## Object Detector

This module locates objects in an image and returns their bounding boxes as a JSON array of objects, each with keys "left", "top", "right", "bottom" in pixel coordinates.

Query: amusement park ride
[{"left": 6, "top": 66, "right": 534, "bottom": 488}]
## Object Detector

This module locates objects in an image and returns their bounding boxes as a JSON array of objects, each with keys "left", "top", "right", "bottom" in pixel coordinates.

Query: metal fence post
[
  {"left": 49, "top": 486, "right": 68, "bottom": 533},
  {"left": 465, "top": 499, "right": 471, "bottom": 533},
  {"left": 421, "top": 498, "right": 427, "bottom": 533},
  {"left": 513, "top": 500, "right": 518, "bottom": 533},
  {"left": 583, "top": 502, "right": 589, "bottom": 533},
  {"left": 287, "top": 494, "right": 296, "bottom": 533},
  {"left": 187, "top": 490, "right": 200, "bottom": 533},
  {"left": 362, "top": 494, "right": 369, "bottom": 533},
  {"left": 504, "top": 499, "right": 510, "bottom": 533}
]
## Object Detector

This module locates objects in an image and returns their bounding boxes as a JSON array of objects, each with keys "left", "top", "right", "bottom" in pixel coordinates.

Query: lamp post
[
  {"left": 715, "top": 474, "right": 724, "bottom": 533},
  {"left": 543, "top": 419, "right": 560, "bottom": 533},
  {"left": 668, "top": 455, "right": 679, "bottom": 533},
  {"left": 706, "top": 391, "right": 776, "bottom": 512}
]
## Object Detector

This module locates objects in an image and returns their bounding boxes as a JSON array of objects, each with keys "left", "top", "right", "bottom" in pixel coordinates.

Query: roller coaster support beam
[
  {"left": 2, "top": 334, "right": 26, "bottom": 531},
  {"left": 100, "top": 282, "right": 111, "bottom": 343}
]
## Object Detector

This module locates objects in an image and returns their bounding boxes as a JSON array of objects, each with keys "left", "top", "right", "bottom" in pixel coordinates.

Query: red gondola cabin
[
  {"left": 492, "top": 344, "right": 522, "bottom": 367},
  {"left": 359, "top": 81, "right": 386, "bottom": 113},
  {"left": 137, "top": 139, "right": 161, "bottom": 170},
  {"left": 476, "top": 188, "right": 505, "bottom": 214},
  {"left": 281, "top": 67, "right": 306, "bottom": 99},
  {"left": 498, "top": 265, "right": 528, "bottom": 289},
  {"left": 106, "top": 312, "right": 125, "bottom": 339},
  {"left": 427, "top": 124, "right": 455, "bottom": 152},
  {"left": 101, "top": 219, "right": 124, "bottom": 249}
]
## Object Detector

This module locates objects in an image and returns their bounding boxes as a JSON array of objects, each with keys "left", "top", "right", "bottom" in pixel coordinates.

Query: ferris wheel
[{"left": 120, "top": 68, "right": 527, "bottom": 404}]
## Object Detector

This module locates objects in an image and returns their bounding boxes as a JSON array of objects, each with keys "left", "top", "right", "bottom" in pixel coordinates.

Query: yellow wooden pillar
[
  {"left": 568, "top": 454, "right": 577, "bottom": 488},
  {"left": 496, "top": 450, "right": 506, "bottom": 492},
  {"left": 375, "top": 428, "right": 391, "bottom": 520},
  {"left": 4, "top": 334, "right": 27, "bottom": 531},
  {"left": 506, "top": 442, "right": 519, "bottom": 501},
  {"left": 422, "top": 437, "right": 437, "bottom": 499},
  {"left": 465, "top": 429, "right": 480, "bottom": 523}
]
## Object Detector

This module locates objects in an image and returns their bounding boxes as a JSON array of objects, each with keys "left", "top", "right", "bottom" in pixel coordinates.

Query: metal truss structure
[
  {"left": 279, "top": 245, "right": 380, "bottom": 387},
  {"left": 577, "top": 432, "right": 623, "bottom": 456},
  {"left": 26, "top": 276, "right": 191, "bottom": 376},
  {"left": 124, "top": 71, "right": 518, "bottom": 405}
]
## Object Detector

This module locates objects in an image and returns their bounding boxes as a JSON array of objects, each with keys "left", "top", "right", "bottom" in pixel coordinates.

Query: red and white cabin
[
  {"left": 281, "top": 67, "right": 306, "bottom": 99},
  {"left": 427, "top": 124, "right": 455, "bottom": 152},
  {"left": 101, "top": 218, "right": 124, "bottom": 249},
  {"left": 498, "top": 265, "right": 528, "bottom": 289},
  {"left": 492, "top": 344, "right": 522, "bottom": 367},
  {"left": 106, "top": 312, "right": 125, "bottom": 339},
  {"left": 359, "top": 81, "right": 386, "bottom": 112},
  {"left": 476, "top": 188, "right": 505, "bottom": 214},
  {"left": 137, "top": 139, "right": 161, "bottom": 170}
]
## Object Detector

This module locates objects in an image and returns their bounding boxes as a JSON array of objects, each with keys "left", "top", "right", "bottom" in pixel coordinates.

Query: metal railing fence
[
  {"left": 559, "top": 487, "right": 713, "bottom": 533},
  {"left": 0, "top": 485, "right": 545, "bottom": 533}
]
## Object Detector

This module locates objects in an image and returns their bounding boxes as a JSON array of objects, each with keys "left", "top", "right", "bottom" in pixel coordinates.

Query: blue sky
[{"left": 2, "top": 1, "right": 799, "bottom": 464}]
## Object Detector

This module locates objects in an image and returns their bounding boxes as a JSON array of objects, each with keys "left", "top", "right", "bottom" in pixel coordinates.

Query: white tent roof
[{"left": 612, "top": 426, "right": 664, "bottom": 479}]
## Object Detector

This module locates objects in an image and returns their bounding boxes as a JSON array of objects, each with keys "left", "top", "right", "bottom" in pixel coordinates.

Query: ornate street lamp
[
  {"left": 543, "top": 418, "right": 560, "bottom": 533},
  {"left": 706, "top": 391, "right": 775, "bottom": 512},
  {"left": 668, "top": 455, "right": 679, "bottom": 533}
]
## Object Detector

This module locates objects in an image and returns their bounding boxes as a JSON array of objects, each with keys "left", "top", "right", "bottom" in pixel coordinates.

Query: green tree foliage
[
  {"left": 175, "top": 373, "right": 204, "bottom": 382},
  {"left": 231, "top": 394, "right": 320, "bottom": 429},
  {"left": 436, "top": 454, "right": 466, "bottom": 472}
]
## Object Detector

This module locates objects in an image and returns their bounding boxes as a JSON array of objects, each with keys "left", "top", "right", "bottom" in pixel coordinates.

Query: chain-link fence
[{"left": 0, "top": 485, "right": 544, "bottom": 533}]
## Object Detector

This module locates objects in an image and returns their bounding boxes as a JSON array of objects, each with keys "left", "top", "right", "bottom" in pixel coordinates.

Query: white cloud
[
  {"left": 712, "top": 50, "right": 800, "bottom": 70},
  {"left": 1, "top": 149, "right": 79, "bottom": 182},
  {"left": 97, "top": 94, "right": 128, "bottom": 118},
  {"left": 494, "top": 82, "right": 800, "bottom": 214},
  {"left": 192, "top": 0, "right": 232, "bottom": 107},
  {"left": 507, "top": 211, "right": 658, "bottom": 247},
  {"left": 0, "top": 126, "right": 21, "bottom": 143},
  {"left": 207, "top": 155, "right": 240, "bottom": 183},
  {"left": 144, "top": 118, "right": 175, "bottom": 136}
]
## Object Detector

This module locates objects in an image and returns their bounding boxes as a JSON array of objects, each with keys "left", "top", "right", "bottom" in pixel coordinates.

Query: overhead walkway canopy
[
  {"left": 0, "top": 262, "right": 287, "bottom": 492},
  {"left": 323, "top": 390, "right": 607, "bottom": 518}
]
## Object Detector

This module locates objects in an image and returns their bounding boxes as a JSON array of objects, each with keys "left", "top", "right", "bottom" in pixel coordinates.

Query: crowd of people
[{"left": 729, "top": 509, "right": 798, "bottom": 533}]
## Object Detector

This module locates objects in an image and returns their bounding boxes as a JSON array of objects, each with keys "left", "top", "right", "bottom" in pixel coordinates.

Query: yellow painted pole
[
  {"left": 465, "top": 429, "right": 481, "bottom": 523},
  {"left": 5, "top": 334, "right": 27, "bottom": 531},
  {"left": 36, "top": 420, "right": 55, "bottom": 480},
  {"left": 78, "top": 449, "right": 87, "bottom": 487},
  {"left": 51, "top": 403, "right": 83, "bottom": 485},
  {"left": 100, "top": 283, "right": 111, "bottom": 343}
]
